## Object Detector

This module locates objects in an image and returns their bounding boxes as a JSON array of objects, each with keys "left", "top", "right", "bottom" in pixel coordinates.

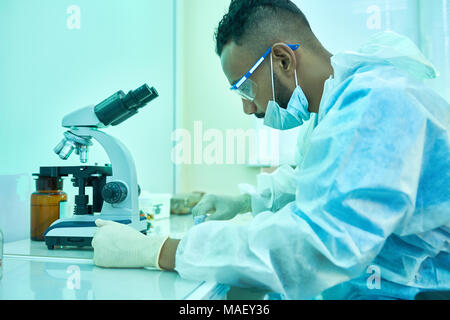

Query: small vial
[{"left": 194, "top": 215, "right": 207, "bottom": 225}]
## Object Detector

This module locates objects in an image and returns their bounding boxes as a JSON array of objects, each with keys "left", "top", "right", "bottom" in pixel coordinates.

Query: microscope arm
[
  {"left": 62, "top": 105, "right": 104, "bottom": 129},
  {"left": 71, "top": 127, "right": 140, "bottom": 221}
]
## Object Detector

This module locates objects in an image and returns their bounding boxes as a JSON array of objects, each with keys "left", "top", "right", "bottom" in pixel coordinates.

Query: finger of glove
[
  {"left": 92, "top": 222, "right": 128, "bottom": 251},
  {"left": 91, "top": 228, "right": 105, "bottom": 255},
  {"left": 92, "top": 225, "right": 135, "bottom": 268},
  {"left": 95, "top": 219, "right": 124, "bottom": 228},
  {"left": 192, "top": 200, "right": 215, "bottom": 218},
  {"left": 205, "top": 209, "right": 234, "bottom": 221},
  {"left": 92, "top": 223, "right": 112, "bottom": 248},
  {"left": 95, "top": 219, "right": 113, "bottom": 228}
]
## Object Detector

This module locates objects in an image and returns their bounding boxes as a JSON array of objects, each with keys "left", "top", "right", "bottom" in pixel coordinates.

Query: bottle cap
[{"left": 34, "top": 176, "right": 63, "bottom": 191}]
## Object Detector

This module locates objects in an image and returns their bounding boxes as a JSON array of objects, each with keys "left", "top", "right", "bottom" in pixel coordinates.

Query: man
[{"left": 92, "top": 0, "right": 450, "bottom": 300}]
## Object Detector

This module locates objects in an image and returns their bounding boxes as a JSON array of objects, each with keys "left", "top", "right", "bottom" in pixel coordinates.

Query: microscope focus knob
[{"left": 102, "top": 182, "right": 128, "bottom": 204}]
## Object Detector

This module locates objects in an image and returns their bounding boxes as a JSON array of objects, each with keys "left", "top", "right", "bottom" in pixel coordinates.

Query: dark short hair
[{"left": 215, "top": 0, "right": 315, "bottom": 56}]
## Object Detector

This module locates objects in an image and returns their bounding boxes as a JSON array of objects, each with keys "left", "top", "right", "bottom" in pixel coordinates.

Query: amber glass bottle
[{"left": 30, "top": 176, "right": 67, "bottom": 241}]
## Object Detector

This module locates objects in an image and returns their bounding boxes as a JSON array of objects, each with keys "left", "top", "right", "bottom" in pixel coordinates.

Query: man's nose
[{"left": 242, "top": 99, "right": 257, "bottom": 115}]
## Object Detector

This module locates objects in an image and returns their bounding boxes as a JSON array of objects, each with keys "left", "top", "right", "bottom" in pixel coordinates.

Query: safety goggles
[{"left": 230, "top": 44, "right": 300, "bottom": 101}]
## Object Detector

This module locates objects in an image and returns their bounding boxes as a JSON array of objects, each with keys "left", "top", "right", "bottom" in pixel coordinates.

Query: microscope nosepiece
[{"left": 54, "top": 131, "right": 92, "bottom": 162}]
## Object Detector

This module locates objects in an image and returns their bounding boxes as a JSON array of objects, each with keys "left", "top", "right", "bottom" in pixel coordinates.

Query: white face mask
[{"left": 264, "top": 53, "right": 311, "bottom": 130}]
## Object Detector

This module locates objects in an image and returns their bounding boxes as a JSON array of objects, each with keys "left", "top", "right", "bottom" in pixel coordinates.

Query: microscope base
[
  {"left": 46, "top": 236, "right": 94, "bottom": 250},
  {"left": 44, "top": 216, "right": 147, "bottom": 250}
]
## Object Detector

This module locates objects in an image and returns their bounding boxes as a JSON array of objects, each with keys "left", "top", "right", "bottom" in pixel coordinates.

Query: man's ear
[{"left": 272, "top": 43, "right": 297, "bottom": 73}]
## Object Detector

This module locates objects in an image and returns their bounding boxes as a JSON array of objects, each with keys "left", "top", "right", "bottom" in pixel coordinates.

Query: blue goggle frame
[{"left": 230, "top": 44, "right": 300, "bottom": 93}]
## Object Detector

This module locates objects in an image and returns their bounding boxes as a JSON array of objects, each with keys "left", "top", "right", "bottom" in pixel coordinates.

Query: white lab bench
[{"left": 0, "top": 215, "right": 229, "bottom": 300}]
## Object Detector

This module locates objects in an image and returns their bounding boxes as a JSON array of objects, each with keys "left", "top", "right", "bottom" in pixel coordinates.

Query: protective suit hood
[{"left": 331, "top": 31, "right": 438, "bottom": 83}]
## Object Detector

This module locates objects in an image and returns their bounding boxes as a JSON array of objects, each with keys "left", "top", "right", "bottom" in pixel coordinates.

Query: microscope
[{"left": 43, "top": 84, "right": 158, "bottom": 249}]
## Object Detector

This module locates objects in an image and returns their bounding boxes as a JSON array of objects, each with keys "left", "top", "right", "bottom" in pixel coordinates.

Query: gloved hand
[
  {"left": 192, "top": 194, "right": 251, "bottom": 221},
  {"left": 92, "top": 219, "right": 169, "bottom": 269}
]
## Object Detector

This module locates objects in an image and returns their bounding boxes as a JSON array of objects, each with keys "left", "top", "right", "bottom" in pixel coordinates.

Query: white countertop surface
[{"left": 0, "top": 215, "right": 228, "bottom": 300}]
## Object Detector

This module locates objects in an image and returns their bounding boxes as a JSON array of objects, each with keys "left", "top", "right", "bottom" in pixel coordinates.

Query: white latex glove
[
  {"left": 92, "top": 219, "right": 169, "bottom": 269},
  {"left": 191, "top": 194, "right": 251, "bottom": 222}
]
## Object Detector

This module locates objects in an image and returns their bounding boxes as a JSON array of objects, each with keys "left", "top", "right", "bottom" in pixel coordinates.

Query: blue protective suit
[{"left": 175, "top": 32, "right": 450, "bottom": 300}]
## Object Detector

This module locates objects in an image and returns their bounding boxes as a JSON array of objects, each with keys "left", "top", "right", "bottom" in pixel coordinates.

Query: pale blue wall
[
  {"left": 0, "top": 0, "right": 176, "bottom": 241},
  {"left": 296, "top": 0, "right": 419, "bottom": 52},
  {"left": 294, "top": 0, "right": 450, "bottom": 101},
  {"left": 420, "top": 0, "right": 450, "bottom": 102}
]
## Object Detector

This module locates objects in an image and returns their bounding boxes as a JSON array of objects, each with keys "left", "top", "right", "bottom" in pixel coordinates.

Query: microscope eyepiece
[
  {"left": 133, "top": 84, "right": 159, "bottom": 105},
  {"left": 94, "top": 84, "right": 159, "bottom": 127}
]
